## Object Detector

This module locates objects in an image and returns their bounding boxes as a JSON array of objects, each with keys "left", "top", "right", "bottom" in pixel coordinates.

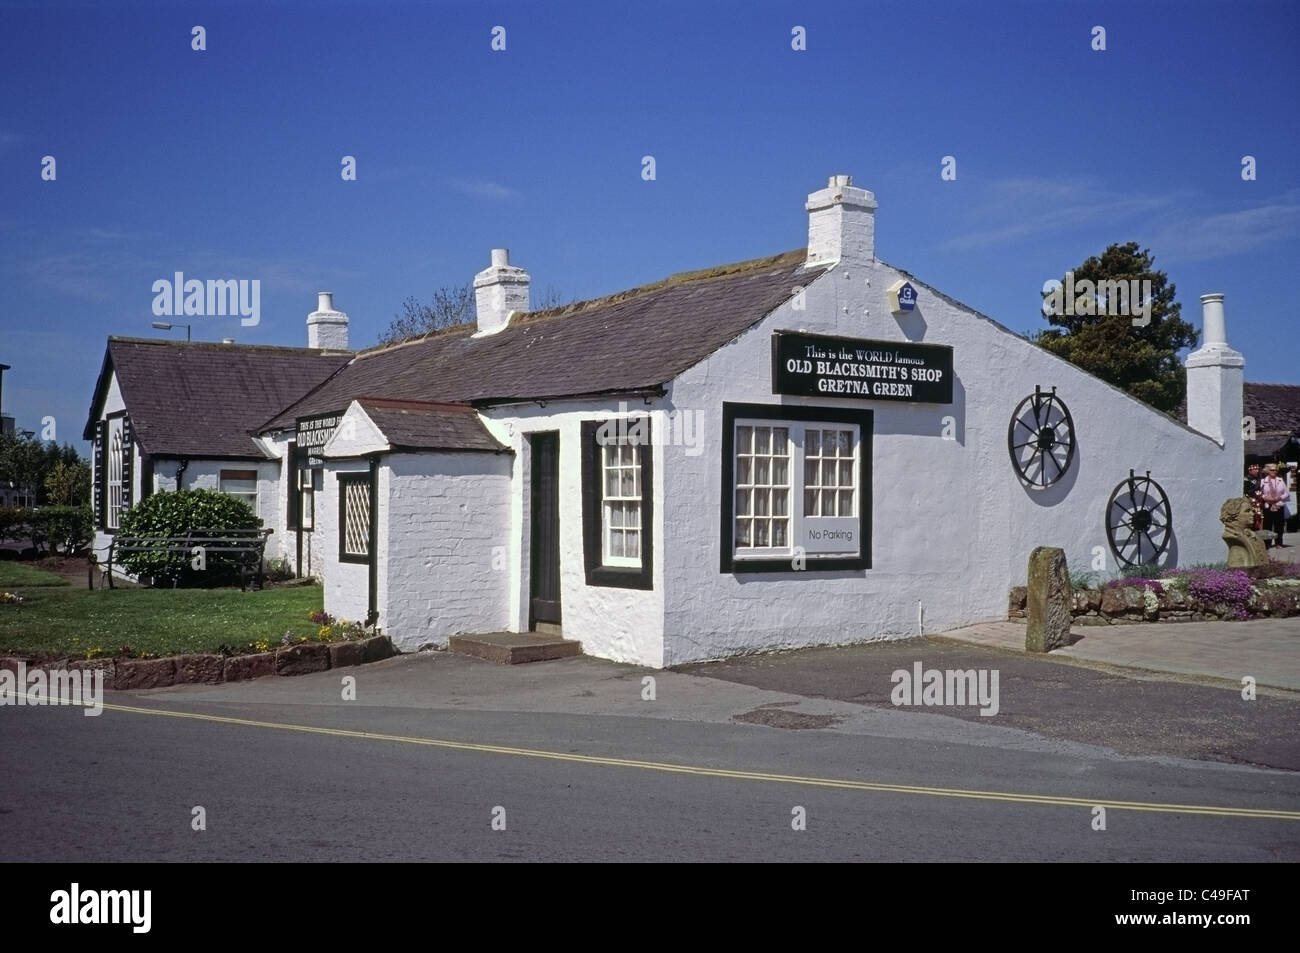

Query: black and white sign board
[
  {"left": 296, "top": 413, "right": 341, "bottom": 467},
  {"left": 772, "top": 331, "right": 953, "bottom": 403}
]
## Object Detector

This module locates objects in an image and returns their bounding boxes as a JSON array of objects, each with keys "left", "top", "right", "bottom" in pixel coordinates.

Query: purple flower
[{"left": 1184, "top": 569, "right": 1252, "bottom": 607}]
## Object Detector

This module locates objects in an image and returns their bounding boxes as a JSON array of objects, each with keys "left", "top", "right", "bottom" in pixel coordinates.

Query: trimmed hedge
[
  {"left": 115, "top": 490, "right": 261, "bottom": 584},
  {"left": 0, "top": 506, "right": 93, "bottom": 555}
]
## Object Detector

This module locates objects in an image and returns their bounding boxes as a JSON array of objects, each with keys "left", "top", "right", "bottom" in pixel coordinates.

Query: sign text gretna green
[{"left": 771, "top": 331, "right": 953, "bottom": 403}]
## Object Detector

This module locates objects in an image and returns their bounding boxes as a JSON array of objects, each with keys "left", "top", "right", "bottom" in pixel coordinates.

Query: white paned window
[
  {"left": 733, "top": 419, "right": 859, "bottom": 560},
  {"left": 107, "top": 419, "right": 123, "bottom": 530},
  {"left": 734, "top": 424, "right": 791, "bottom": 552},
  {"left": 602, "top": 441, "right": 642, "bottom": 567},
  {"left": 299, "top": 467, "right": 320, "bottom": 531},
  {"left": 803, "top": 428, "right": 857, "bottom": 517},
  {"left": 219, "top": 469, "right": 259, "bottom": 515}
]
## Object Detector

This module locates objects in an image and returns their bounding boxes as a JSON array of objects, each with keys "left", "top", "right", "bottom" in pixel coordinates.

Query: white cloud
[
  {"left": 21, "top": 248, "right": 151, "bottom": 301},
  {"left": 1139, "top": 191, "right": 1300, "bottom": 262},
  {"left": 448, "top": 177, "right": 519, "bottom": 200},
  {"left": 939, "top": 176, "right": 1182, "bottom": 252}
]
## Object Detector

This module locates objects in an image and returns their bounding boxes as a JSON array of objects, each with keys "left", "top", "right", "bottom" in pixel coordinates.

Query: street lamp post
[
  {"left": 0, "top": 363, "right": 10, "bottom": 427},
  {"left": 151, "top": 321, "right": 192, "bottom": 341}
]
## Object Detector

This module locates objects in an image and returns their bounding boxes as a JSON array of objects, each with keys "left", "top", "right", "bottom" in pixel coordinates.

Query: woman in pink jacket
[{"left": 1259, "top": 463, "right": 1289, "bottom": 548}]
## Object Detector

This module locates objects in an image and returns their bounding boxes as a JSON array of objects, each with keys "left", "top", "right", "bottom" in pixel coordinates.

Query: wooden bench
[{"left": 103, "top": 528, "right": 274, "bottom": 591}]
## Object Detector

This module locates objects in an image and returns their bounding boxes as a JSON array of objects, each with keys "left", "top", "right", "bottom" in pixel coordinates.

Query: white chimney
[
  {"left": 473, "top": 248, "right": 530, "bottom": 337},
  {"left": 307, "top": 291, "right": 349, "bottom": 350},
  {"left": 1185, "top": 293, "right": 1244, "bottom": 458},
  {"left": 805, "top": 174, "right": 878, "bottom": 267}
]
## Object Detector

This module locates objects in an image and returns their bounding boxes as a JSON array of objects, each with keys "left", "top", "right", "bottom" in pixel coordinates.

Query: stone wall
[{"left": 1008, "top": 581, "right": 1300, "bottom": 625}]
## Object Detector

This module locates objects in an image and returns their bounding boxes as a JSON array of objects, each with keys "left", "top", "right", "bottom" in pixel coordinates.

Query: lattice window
[{"left": 340, "top": 475, "right": 371, "bottom": 561}]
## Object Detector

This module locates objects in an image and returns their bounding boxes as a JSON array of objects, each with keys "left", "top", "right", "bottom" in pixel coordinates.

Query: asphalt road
[{"left": 1, "top": 652, "right": 1297, "bottom": 862}]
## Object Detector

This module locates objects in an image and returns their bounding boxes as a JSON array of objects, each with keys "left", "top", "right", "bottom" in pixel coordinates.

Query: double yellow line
[{"left": 25, "top": 697, "right": 1282, "bottom": 821}]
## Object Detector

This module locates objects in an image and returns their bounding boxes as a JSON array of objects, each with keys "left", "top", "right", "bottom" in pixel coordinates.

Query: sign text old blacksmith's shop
[{"left": 772, "top": 331, "right": 954, "bottom": 403}]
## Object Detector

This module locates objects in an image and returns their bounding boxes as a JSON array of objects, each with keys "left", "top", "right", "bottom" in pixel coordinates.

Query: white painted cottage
[
  {"left": 86, "top": 174, "right": 1247, "bottom": 668},
  {"left": 82, "top": 305, "right": 354, "bottom": 574},
  {"left": 249, "top": 174, "right": 1245, "bottom": 667}
]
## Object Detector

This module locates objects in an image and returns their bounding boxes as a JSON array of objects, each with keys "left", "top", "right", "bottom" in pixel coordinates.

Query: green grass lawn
[
  {"left": 0, "top": 562, "right": 71, "bottom": 588},
  {"left": 0, "top": 583, "right": 324, "bottom": 659}
]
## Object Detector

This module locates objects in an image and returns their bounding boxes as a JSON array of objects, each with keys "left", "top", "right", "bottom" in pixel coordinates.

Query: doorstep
[{"left": 447, "top": 632, "right": 582, "bottom": 664}]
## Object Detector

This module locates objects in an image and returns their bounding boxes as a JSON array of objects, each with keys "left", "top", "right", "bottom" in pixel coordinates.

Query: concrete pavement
[{"left": 939, "top": 617, "right": 1300, "bottom": 691}]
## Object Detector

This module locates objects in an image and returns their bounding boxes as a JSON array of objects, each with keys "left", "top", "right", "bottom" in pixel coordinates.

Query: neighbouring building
[
  {"left": 82, "top": 299, "right": 354, "bottom": 572},
  {"left": 1179, "top": 382, "right": 1300, "bottom": 465},
  {"left": 1240, "top": 383, "right": 1300, "bottom": 464},
  {"left": 86, "top": 174, "right": 1254, "bottom": 667}
]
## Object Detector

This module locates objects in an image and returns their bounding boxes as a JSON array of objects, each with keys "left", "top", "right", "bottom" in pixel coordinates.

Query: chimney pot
[
  {"left": 1200, "top": 293, "right": 1227, "bottom": 346},
  {"left": 473, "top": 249, "right": 530, "bottom": 336},
  {"left": 805, "top": 173, "right": 878, "bottom": 267},
  {"left": 1184, "top": 292, "right": 1244, "bottom": 450},
  {"left": 307, "top": 292, "right": 349, "bottom": 350}
]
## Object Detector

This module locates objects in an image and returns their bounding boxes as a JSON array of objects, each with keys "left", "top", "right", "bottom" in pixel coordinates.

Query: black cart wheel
[
  {"left": 1008, "top": 386, "right": 1076, "bottom": 488},
  {"left": 1105, "top": 470, "right": 1172, "bottom": 568}
]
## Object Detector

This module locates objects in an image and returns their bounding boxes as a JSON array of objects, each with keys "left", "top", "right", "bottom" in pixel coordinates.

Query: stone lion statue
[{"left": 1221, "top": 496, "right": 1268, "bottom": 568}]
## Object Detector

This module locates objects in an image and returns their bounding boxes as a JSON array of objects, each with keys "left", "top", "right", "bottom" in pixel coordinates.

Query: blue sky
[{"left": 1, "top": 0, "right": 1297, "bottom": 449}]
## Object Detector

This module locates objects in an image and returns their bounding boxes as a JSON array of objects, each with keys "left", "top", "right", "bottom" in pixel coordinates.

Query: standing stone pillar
[{"left": 1026, "top": 547, "right": 1072, "bottom": 652}]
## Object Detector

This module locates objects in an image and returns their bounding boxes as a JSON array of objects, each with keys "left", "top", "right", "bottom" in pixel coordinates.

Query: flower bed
[{"left": 1009, "top": 562, "right": 1300, "bottom": 624}]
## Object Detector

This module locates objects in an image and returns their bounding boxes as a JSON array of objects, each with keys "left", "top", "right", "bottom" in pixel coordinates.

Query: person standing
[
  {"left": 1285, "top": 466, "right": 1299, "bottom": 535},
  {"left": 1244, "top": 462, "right": 1262, "bottom": 496},
  {"left": 1259, "top": 463, "right": 1288, "bottom": 548},
  {"left": 1244, "top": 462, "right": 1264, "bottom": 531}
]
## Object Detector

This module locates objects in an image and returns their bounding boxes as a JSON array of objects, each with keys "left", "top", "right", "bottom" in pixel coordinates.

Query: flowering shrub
[
  {"left": 0, "top": 591, "right": 23, "bottom": 605},
  {"left": 1183, "top": 568, "right": 1252, "bottom": 607},
  {"left": 315, "top": 619, "right": 366, "bottom": 641}
]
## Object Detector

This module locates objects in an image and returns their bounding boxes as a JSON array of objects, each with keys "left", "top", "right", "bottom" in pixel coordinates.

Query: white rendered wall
[
  {"left": 320, "top": 462, "right": 371, "bottom": 624},
  {"left": 90, "top": 376, "right": 127, "bottom": 561},
  {"left": 257, "top": 431, "right": 327, "bottom": 578},
  {"left": 259, "top": 432, "right": 303, "bottom": 571},
  {"left": 480, "top": 402, "right": 667, "bottom": 666},
  {"left": 377, "top": 452, "right": 513, "bottom": 651},
  {"left": 661, "top": 258, "right": 1239, "bottom": 665}
]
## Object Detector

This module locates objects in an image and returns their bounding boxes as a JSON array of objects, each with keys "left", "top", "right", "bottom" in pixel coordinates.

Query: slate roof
[
  {"left": 1178, "top": 382, "right": 1300, "bottom": 458},
  {"left": 83, "top": 338, "right": 353, "bottom": 457},
  {"left": 261, "top": 250, "right": 824, "bottom": 432},
  {"left": 1243, "top": 383, "right": 1300, "bottom": 435},
  {"left": 355, "top": 399, "right": 509, "bottom": 453}
]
